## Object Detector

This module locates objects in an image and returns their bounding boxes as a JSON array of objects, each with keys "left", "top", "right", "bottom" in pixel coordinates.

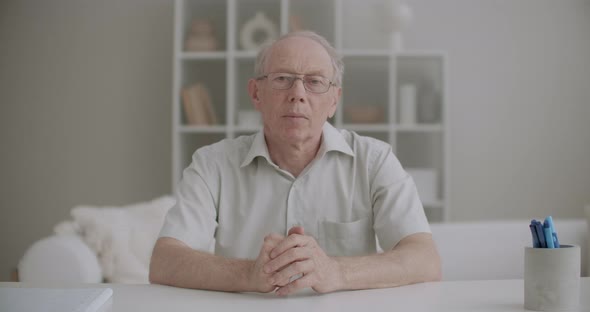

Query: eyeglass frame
[{"left": 256, "top": 72, "right": 337, "bottom": 94}]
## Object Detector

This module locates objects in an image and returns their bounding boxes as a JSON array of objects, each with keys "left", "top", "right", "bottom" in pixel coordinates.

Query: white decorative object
[
  {"left": 399, "top": 84, "right": 417, "bottom": 125},
  {"left": 406, "top": 168, "right": 438, "bottom": 203},
  {"left": 240, "top": 12, "right": 278, "bottom": 51},
  {"left": 385, "top": 1, "right": 413, "bottom": 51},
  {"left": 18, "top": 235, "right": 102, "bottom": 283},
  {"left": 238, "top": 109, "right": 261, "bottom": 127}
]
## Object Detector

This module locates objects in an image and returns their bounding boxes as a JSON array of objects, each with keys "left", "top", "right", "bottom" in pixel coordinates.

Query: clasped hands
[{"left": 250, "top": 226, "right": 343, "bottom": 296}]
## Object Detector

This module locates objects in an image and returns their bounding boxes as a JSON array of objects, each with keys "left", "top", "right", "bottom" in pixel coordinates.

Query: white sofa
[{"left": 19, "top": 216, "right": 589, "bottom": 283}]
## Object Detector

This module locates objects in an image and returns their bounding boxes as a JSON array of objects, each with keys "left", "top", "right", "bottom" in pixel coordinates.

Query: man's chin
[{"left": 279, "top": 128, "right": 310, "bottom": 143}]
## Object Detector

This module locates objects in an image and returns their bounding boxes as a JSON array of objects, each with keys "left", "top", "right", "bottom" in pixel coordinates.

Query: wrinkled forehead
[{"left": 265, "top": 37, "right": 333, "bottom": 78}]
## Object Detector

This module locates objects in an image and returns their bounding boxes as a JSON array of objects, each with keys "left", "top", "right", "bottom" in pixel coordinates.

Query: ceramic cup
[{"left": 524, "top": 245, "right": 581, "bottom": 311}]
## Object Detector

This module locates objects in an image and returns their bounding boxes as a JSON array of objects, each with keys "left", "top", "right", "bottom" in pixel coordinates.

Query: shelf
[
  {"left": 340, "top": 124, "right": 390, "bottom": 132},
  {"left": 234, "top": 125, "right": 263, "bottom": 132},
  {"left": 341, "top": 49, "right": 393, "bottom": 57},
  {"left": 180, "top": 51, "right": 227, "bottom": 59},
  {"left": 342, "top": 124, "right": 443, "bottom": 133},
  {"left": 233, "top": 51, "right": 258, "bottom": 59},
  {"left": 395, "top": 124, "right": 443, "bottom": 132},
  {"left": 178, "top": 125, "right": 227, "bottom": 133},
  {"left": 396, "top": 51, "right": 447, "bottom": 58},
  {"left": 422, "top": 200, "right": 444, "bottom": 209}
]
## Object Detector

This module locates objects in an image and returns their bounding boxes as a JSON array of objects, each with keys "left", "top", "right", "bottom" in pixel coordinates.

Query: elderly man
[{"left": 150, "top": 31, "right": 441, "bottom": 296}]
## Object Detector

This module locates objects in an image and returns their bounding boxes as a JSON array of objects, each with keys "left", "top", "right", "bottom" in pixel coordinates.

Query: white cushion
[
  {"left": 54, "top": 196, "right": 175, "bottom": 283},
  {"left": 18, "top": 235, "right": 102, "bottom": 283}
]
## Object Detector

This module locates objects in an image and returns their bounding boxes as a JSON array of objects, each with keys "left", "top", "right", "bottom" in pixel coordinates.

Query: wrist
[
  {"left": 332, "top": 257, "right": 348, "bottom": 291},
  {"left": 242, "top": 260, "right": 258, "bottom": 292}
]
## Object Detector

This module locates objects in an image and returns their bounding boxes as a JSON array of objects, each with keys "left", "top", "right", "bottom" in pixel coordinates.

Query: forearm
[
  {"left": 149, "top": 237, "right": 255, "bottom": 292},
  {"left": 335, "top": 233, "right": 442, "bottom": 291}
]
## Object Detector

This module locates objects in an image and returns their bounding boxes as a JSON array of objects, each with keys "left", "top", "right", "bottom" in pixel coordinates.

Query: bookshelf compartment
[
  {"left": 235, "top": 0, "right": 281, "bottom": 51},
  {"left": 396, "top": 132, "right": 444, "bottom": 203},
  {"left": 235, "top": 59, "right": 261, "bottom": 127},
  {"left": 341, "top": 56, "right": 390, "bottom": 124},
  {"left": 396, "top": 55, "right": 444, "bottom": 125},
  {"left": 355, "top": 131, "right": 389, "bottom": 145},
  {"left": 181, "top": 60, "right": 227, "bottom": 125},
  {"left": 183, "top": 0, "right": 227, "bottom": 52}
]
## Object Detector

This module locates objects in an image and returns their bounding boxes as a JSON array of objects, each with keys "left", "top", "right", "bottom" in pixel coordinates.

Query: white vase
[{"left": 399, "top": 84, "right": 417, "bottom": 125}]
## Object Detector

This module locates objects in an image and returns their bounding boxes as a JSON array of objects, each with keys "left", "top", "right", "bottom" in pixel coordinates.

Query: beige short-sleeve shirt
[{"left": 159, "top": 123, "right": 430, "bottom": 259}]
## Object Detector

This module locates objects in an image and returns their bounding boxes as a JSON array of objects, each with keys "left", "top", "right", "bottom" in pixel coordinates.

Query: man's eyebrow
[{"left": 271, "top": 69, "right": 329, "bottom": 76}]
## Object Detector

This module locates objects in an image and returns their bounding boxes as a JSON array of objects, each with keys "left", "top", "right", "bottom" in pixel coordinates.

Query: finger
[
  {"left": 270, "top": 260, "right": 312, "bottom": 287},
  {"left": 263, "top": 233, "right": 285, "bottom": 251},
  {"left": 260, "top": 233, "right": 285, "bottom": 259},
  {"left": 288, "top": 226, "right": 305, "bottom": 236},
  {"left": 264, "top": 246, "right": 308, "bottom": 274},
  {"left": 264, "top": 233, "right": 285, "bottom": 245},
  {"left": 270, "top": 234, "right": 308, "bottom": 259},
  {"left": 275, "top": 274, "right": 314, "bottom": 296}
]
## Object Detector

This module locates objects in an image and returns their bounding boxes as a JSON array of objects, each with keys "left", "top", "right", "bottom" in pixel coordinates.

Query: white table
[{"left": 2, "top": 278, "right": 589, "bottom": 312}]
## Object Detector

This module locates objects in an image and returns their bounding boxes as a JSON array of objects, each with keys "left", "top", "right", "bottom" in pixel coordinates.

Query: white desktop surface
[{"left": 2, "top": 278, "right": 589, "bottom": 312}]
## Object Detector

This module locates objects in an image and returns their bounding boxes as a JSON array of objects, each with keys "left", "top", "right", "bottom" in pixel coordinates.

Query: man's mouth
[{"left": 283, "top": 114, "right": 308, "bottom": 119}]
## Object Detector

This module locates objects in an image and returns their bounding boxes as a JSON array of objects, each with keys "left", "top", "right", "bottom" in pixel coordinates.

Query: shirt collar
[
  {"left": 240, "top": 130, "right": 273, "bottom": 168},
  {"left": 240, "top": 122, "right": 355, "bottom": 168},
  {"left": 319, "top": 122, "right": 355, "bottom": 158}
]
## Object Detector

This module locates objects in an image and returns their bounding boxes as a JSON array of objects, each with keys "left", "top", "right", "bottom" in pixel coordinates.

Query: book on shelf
[{"left": 182, "top": 83, "right": 217, "bottom": 126}]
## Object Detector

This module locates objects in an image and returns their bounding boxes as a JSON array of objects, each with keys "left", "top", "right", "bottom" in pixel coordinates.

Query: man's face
[{"left": 248, "top": 37, "right": 341, "bottom": 144}]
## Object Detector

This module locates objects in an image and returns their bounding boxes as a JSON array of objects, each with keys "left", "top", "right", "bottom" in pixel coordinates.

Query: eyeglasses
[{"left": 257, "top": 72, "right": 335, "bottom": 94}]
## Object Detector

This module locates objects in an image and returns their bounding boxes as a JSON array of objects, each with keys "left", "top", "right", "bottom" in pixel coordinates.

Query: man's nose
[{"left": 288, "top": 78, "right": 306, "bottom": 103}]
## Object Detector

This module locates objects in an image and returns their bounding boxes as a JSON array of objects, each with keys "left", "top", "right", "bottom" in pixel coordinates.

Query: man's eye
[
  {"left": 274, "top": 75, "right": 290, "bottom": 82},
  {"left": 307, "top": 78, "right": 323, "bottom": 85}
]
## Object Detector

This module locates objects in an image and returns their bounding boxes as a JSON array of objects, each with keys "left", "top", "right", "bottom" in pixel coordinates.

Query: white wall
[
  {"left": 0, "top": 0, "right": 588, "bottom": 281},
  {"left": 403, "top": 0, "right": 590, "bottom": 220},
  {"left": 0, "top": 0, "right": 174, "bottom": 280}
]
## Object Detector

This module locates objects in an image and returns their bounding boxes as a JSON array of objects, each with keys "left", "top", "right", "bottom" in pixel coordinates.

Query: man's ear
[
  {"left": 328, "top": 87, "right": 342, "bottom": 118},
  {"left": 248, "top": 79, "right": 261, "bottom": 110}
]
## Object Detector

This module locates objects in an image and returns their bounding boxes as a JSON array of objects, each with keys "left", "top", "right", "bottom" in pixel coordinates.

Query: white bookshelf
[{"left": 172, "top": 0, "right": 450, "bottom": 222}]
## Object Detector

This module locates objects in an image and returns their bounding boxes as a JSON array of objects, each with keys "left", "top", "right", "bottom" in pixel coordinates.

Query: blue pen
[
  {"left": 553, "top": 232, "right": 560, "bottom": 248},
  {"left": 543, "top": 222, "right": 554, "bottom": 248},
  {"left": 533, "top": 221, "right": 546, "bottom": 248},
  {"left": 545, "top": 216, "right": 560, "bottom": 248},
  {"left": 529, "top": 223, "right": 540, "bottom": 248}
]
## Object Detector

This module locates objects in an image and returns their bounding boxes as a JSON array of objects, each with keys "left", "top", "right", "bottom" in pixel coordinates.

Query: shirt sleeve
[
  {"left": 371, "top": 147, "right": 431, "bottom": 251},
  {"left": 158, "top": 158, "right": 218, "bottom": 253}
]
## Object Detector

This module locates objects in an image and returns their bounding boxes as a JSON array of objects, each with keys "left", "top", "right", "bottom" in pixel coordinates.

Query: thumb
[{"left": 288, "top": 226, "right": 305, "bottom": 236}]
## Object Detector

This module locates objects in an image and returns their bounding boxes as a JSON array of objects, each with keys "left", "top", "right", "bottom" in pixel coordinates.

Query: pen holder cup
[{"left": 524, "top": 245, "right": 581, "bottom": 311}]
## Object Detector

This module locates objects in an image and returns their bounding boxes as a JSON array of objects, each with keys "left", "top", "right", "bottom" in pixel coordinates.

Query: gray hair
[{"left": 253, "top": 31, "right": 344, "bottom": 86}]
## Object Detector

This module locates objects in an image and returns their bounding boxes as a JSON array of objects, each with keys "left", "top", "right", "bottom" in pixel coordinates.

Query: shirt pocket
[{"left": 319, "top": 217, "right": 375, "bottom": 257}]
